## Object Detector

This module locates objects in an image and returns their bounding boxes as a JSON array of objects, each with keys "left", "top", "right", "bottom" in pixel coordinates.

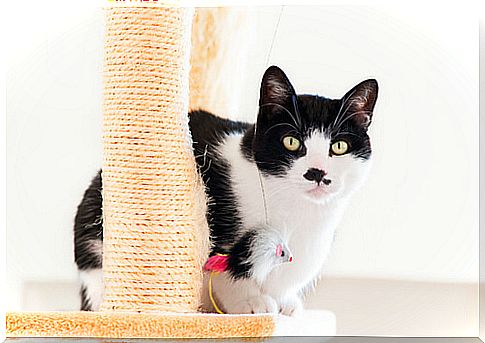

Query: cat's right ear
[
  {"left": 341, "top": 79, "right": 378, "bottom": 129},
  {"left": 259, "top": 66, "right": 296, "bottom": 107}
]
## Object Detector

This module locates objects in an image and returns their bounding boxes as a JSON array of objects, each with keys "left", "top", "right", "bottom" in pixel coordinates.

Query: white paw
[
  {"left": 279, "top": 296, "right": 303, "bottom": 316},
  {"left": 232, "top": 295, "right": 278, "bottom": 314}
]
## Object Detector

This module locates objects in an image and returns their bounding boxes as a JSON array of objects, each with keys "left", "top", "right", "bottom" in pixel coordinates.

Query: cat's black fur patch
[
  {"left": 189, "top": 110, "right": 251, "bottom": 252},
  {"left": 227, "top": 231, "right": 257, "bottom": 280},
  {"left": 80, "top": 285, "right": 91, "bottom": 311},
  {"left": 74, "top": 170, "right": 103, "bottom": 270}
]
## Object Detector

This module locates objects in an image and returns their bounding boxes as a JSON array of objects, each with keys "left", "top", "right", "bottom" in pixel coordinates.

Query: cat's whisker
[
  {"left": 264, "top": 122, "right": 299, "bottom": 135},
  {"left": 331, "top": 89, "right": 357, "bottom": 128},
  {"left": 332, "top": 100, "right": 356, "bottom": 130},
  {"left": 332, "top": 131, "right": 363, "bottom": 139},
  {"left": 201, "top": 158, "right": 212, "bottom": 175},
  {"left": 259, "top": 103, "right": 301, "bottom": 130},
  {"left": 332, "top": 110, "right": 372, "bottom": 133},
  {"left": 256, "top": 160, "right": 292, "bottom": 168},
  {"left": 291, "top": 94, "right": 303, "bottom": 128},
  {"left": 332, "top": 100, "right": 347, "bottom": 129}
]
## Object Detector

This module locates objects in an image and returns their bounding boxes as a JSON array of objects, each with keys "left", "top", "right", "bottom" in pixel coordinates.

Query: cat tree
[{"left": 6, "top": 4, "right": 335, "bottom": 338}]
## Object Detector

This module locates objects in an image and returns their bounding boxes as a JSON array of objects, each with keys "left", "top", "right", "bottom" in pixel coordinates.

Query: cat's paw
[
  {"left": 232, "top": 295, "right": 278, "bottom": 314},
  {"left": 279, "top": 296, "right": 303, "bottom": 316}
]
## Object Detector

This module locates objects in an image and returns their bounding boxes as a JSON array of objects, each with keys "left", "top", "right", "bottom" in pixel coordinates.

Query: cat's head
[{"left": 251, "top": 66, "right": 378, "bottom": 204}]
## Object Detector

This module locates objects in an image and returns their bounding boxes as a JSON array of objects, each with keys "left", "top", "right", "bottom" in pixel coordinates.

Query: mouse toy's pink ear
[
  {"left": 204, "top": 254, "right": 229, "bottom": 273},
  {"left": 276, "top": 243, "right": 293, "bottom": 263},
  {"left": 276, "top": 244, "right": 283, "bottom": 257}
]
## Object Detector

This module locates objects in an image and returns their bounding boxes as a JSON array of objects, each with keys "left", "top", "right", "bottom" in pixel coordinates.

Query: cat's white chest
[
  {"left": 260, "top": 203, "right": 341, "bottom": 299},
  {"left": 221, "top": 134, "right": 344, "bottom": 299}
]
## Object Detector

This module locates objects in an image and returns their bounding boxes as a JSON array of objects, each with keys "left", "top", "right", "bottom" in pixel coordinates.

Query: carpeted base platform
[
  {"left": 6, "top": 310, "right": 336, "bottom": 338},
  {"left": 6, "top": 311, "right": 275, "bottom": 338}
]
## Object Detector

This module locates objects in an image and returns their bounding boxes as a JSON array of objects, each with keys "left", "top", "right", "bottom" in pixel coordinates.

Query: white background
[{"left": 6, "top": 2, "right": 479, "bottom": 336}]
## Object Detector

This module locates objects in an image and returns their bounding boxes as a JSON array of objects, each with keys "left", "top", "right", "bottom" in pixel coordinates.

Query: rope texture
[
  {"left": 6, "top": 311, "right": 275, "bottom": 338},
  {"left": 101, "top": 6, "right": 208, "bottom": 313}
]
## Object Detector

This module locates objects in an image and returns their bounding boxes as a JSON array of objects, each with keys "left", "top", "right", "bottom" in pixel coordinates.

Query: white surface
[
  {"left": 306, "top": 277, "right": 478, "bottom": 337},
  {"left": 274, "top": 310, "right": 336, "bottom": 336},
  {"left": 5, "top": 2, "right": 478, "bottom": 336}
]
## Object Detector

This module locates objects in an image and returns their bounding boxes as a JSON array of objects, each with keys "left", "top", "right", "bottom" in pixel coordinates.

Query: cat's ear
[
  {"left": 259, "top": 66, "right": 296, "bottom": 107},
  {"left": 342, "top": 79, "right": 378, "bottom": 129}
]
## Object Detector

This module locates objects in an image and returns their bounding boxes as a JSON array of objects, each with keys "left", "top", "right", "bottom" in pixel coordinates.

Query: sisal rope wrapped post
[
  {"left": 101, "top": 6, "right": 208, "bottom": 313},
  {"left": 189, "top": 8, "right": 254, "bottom": 117}
]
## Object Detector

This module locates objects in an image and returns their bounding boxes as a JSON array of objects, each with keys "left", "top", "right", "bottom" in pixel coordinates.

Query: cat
[{"left": 74, "top": 65, "right": 378, "bottom": 314}]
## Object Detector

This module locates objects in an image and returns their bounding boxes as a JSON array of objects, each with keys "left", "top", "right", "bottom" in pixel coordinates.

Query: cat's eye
[
  {"left": 331, "top": 140, "right": 349, "bottom": 155},
  {"left": 282, "top": 136, "right": 301, "bottom": 152}
]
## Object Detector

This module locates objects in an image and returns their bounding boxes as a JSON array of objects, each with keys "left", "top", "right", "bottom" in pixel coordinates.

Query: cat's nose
[{"left": 303, "top": 168, "right": 331, "bottom": 185}]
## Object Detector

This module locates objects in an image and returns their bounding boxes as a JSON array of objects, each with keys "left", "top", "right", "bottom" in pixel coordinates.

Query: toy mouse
[
  {"left": 204, "top": 228, "right": 293, "bottom": 313},
  {"left": 205, "top": 228, "right": 293, "bottom": 284}
]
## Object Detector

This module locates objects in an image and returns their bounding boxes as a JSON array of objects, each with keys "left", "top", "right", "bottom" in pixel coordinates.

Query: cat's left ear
[
  {"left": 342, "top": 79, "right": 378, "bottom": 130},
  {"left": 259, "top": 66, "right": 297, "bottom": 107}
]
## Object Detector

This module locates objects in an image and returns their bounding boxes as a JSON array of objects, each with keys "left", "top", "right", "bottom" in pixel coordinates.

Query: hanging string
[
  {"left": 265, "top": 6, "right": 284, "bottom": 67},
  {"left": 255, "top": 6, "right": 284, "bottom": 226}
]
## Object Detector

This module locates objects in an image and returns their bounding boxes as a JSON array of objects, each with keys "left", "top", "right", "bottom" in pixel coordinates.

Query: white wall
[
  {"left": 6, "top": 0, "right": 105, "bottom": 309},
  {"left": 6, "top": 2, "right": 478, "bottom": 335}
]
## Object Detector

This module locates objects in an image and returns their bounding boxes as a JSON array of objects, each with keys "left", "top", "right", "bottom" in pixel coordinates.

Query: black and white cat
[{"left": 74, "top": 66, "right": 378, "bottom": 314}]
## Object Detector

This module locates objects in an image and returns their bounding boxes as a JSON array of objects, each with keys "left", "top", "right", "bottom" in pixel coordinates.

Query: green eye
[
  {"left": 331, "top": 140, "right": 349, "bottom": 155},
  {"left": 282, "top": 136, "right": 301, "bottom": 152}
]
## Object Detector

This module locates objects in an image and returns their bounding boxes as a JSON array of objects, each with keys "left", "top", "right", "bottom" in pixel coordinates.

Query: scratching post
[
  {"left": 101, "top": 6, "right": 205, "bottom": 313},
  {"left": 189, "top": 8, "right": 253, "bottom": 117}
]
